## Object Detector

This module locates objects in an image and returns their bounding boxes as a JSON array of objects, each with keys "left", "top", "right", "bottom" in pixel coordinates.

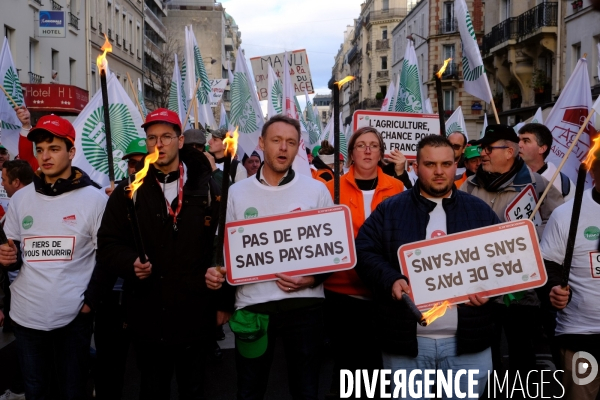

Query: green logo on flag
[
  {"left": 231, "top": 72, "right": 258, "bottom": 135},
  {"left": 271, "top": 79, "right": 283, "bottom": 114},
  {"left": 244, "top": 207, "right": 259, "bottom": 219},
  {"left": 4, "top": 66, "right": 24, "bottom": 106},
  {"left": 445, "top": 122, "right": 464, "bottom": 137},
  {"left": 462, "top": 56, "right": 484, "bottom": 82},
  {"left": 81, "top": 104, "right": 138, "bottom": 180},
  {"left": 22, "top": 215, "right": 33, "bottom": 230},
  {"left": 397, "top": 61, "right": 422, "bottom": 113},
  {"left": 584, "top": 226, "right": 600, "bottom": 240}
]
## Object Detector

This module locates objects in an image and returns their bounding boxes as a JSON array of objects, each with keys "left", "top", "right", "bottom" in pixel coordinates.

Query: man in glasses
[
  {"left": 459, "top": 124, "right": 563, "bottom": 379},
  {"left": 95, "top": 108, "right": 225, "bottom": 399},
  {"left": 448, "top": 131, "right": 468, "bottom": 177}
]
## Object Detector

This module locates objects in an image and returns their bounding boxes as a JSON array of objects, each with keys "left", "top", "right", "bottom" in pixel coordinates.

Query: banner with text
[
  {"left": 250, "top": 49, "right": 314, "bottom": 101},
  {"left": 353, "top": 110, "right": 440, "bottom": 158},
  {"left": 224, "top": 206, "right": 356, "bottom": 285},
  {"left": 398, "top": 220, "right": 546, "bottom": 309},
  {"left": 209, "top": 79, "right": 229, "bottom": 107}
]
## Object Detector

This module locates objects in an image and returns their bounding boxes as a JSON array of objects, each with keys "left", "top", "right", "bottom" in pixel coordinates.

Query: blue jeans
[
  {"left": 236, "top": 304, "right": 323, "bottom": 400},
  {"left": 382, "top": 336, "right": 491, "bottom": 400},
  {"left": 14, "top": 311, "right": 93, "bottom": 400}
]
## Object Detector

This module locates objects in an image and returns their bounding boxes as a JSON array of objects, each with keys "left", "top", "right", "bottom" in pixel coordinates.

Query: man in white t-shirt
[
  {"left": 540, "top": 152, "right": 600, "bottom": 399},
  {"left": 355, "top": 135, "right": 500, "bottom": 399},
  {"left": 0, "top": 115, "right": 106, "bottom": 400},
  {"left": 205, "top": 114, "right": 333, "bottom": 399}
]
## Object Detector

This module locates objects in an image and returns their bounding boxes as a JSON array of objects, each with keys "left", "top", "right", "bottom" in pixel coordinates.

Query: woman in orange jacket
[{"left": 324, "top": 127, "right": 404, "bottom": 397}]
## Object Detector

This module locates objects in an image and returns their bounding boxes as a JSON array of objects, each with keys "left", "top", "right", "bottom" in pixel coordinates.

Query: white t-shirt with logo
[
  {"left": 4, "top": 183, "right": 107, "bottom": 331},
  {"left": 417, "top": 195, "right": 459, "bottom": 339},
  {"left": 540, "top": 189, "right": 600, "bottom": 336}
]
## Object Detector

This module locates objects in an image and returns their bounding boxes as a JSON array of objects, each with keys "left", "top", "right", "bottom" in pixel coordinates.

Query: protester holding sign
[
  {"left": 355, "top": 135, "right": 499, "bottom": 399},
  {"left": 539, "top": 151, "right": 600, "bottom": 399},
  {"left": 460, "top": 124, "right": 564, "bottom": 376},
  {"left": 324, "top": 127, "right": 404, "bottom": 397},
  {"left": 206, "top": 115, "right": 333, "bottom": 400},
  {"left": 0, "top": 115, "right": 106, "bottom": 399}
]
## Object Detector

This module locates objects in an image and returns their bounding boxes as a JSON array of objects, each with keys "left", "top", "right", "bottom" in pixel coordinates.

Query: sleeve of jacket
[
  {"left": 354, "top": 201, "right": 408, "bottom": 301},
  {"left": 96, "top": 182, "right": 139, "bottom": 280}
]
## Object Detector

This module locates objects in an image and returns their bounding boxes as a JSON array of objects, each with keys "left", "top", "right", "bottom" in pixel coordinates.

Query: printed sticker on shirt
[
  {"left": 23, "top": 236, "right": 75, "bottom": 262},
  {"left": 431, "top": 230, "right": 446, "bottom": 238},
  {"left": 590, "top": 252, "right": 600, "bottom": 278}
]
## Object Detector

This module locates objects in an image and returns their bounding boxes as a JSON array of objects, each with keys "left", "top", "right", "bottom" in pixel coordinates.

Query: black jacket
[
  {"left": 355, "top": 183, "right": 500, "bottom": 357},
  {"left": 95, "top": 146, "right": 232, "bottom": 344}
]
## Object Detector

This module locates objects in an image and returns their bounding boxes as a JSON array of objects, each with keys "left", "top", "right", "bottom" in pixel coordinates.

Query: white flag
[
  {"left": 282, "top": 52, "right": 298, "bottom": 120},
  {"left": 396, "top": 40, "right": 423, "bottom": 113},
  {"left": 480, "top": 113, "right": 488, "bottom": 139},
  {"left": 304, "top": 89, "right": 321, "bottom": 145},
  {"left": 545, "top": 58, "right": 595, "bottom": 188},
  {"left": 456, "top": 0, "right": 493, "bottom": 103},
  {"left": 531, "top": 107, "right": 543, "bottom": 124},
  {"left": 168, "top": 54, "right": 191, "bottom": 131},
  {"left": 424, "top": 98, "right": 434, "bottom": 114},
  {"left": 267, "top": 64, "right": 282, "bottom": 118},
  {"left": 445, "top": 106, "right": 467, "bottom": 141},
  {"left": 381, "top": 78, "right": 396, "bottom": 111},
  {"left": 230, "top": 47, "right": 264, "bottom": 157},
  {"left": 219, "top": 102, "right": 229, "bottom": 130},
  {"left": 0, "top": 37, "right": 25, "bottom": 157},
  {"left": 72, "top": 74, "right": 146, "bottom": 187},
  {"left": 321, "top": 115, "right": 334, "bottom": 145}
]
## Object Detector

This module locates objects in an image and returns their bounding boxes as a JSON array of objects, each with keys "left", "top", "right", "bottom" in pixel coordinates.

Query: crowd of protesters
[{"left": 0, "top": 103, "right": 598, "bottom": 400}]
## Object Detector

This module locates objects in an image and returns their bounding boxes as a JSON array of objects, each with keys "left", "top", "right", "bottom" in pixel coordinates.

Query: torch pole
[
  {"left": 333, "top": 84, "right": 340, "bottom": 205},
  {"left": 561, "top": 163, "right": 587, "bottom": 288},
  {"left": 126, "top": 197, "right": 147, "bottom": 264},
  {"left": 401, "top": 293, "right": 428, "bottom": 327},
  {"left": 435, "top": 74, "right": 445, "bottom": 136},
  {"left": 215, "top": 154, "right": 232, "bottom": 267},
  {"left": 100, "top": 69, "right": 116, "bottom": 189},
  {"left": 0, "top": 224, "right": 8, "bottom": 245}
]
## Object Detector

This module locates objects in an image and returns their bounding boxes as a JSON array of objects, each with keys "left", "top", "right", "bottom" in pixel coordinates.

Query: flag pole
[
  {"left": 489, "top": 95, "right": 500, "bottom": 124},
  {"left": 126, "top": 72, "right": 145, "bottom": 122},
  {"left": 183, "top": 78, "right": 203, "bottom": 128},
  {"left": 529, "top": 109, "right": 596, "bottom": 220},
  {"left": 0, "top": 85, "right": 18, "bottom": 108}
]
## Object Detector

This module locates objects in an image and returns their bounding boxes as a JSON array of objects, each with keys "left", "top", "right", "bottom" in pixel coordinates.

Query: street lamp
[{"left": 407, "top": 33, "right": 429, "bottom": 43}]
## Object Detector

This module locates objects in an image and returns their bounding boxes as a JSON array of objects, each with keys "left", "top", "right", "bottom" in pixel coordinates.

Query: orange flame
[
  {"left": 126, "top": 147, "right": 159, "bottom": 199},
  {"left": 584, "top": 135, "right": 600, "bottom": 170},
  {"left": 335, "top": 76, "right": 355, "bottom": 89},
  {"left": 96, "top": 34, "right": 113, "bottom": 74},
  {"left": 224, "top": 127, "right": 239, "bottom": 158},
  {"left": 422, "top": 301, "right": 452, "bottom": 325},
  {"left": 436, "top": 58, "right": 452, "bottom": 79}
]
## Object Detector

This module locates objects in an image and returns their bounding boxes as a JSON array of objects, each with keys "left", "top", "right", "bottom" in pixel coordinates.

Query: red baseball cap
[
  {"left": 141, "top": 108, "right": 182, "bottom": 132},
  {"left": 27, "top": 114, "right": 76, "bottom": 143}
]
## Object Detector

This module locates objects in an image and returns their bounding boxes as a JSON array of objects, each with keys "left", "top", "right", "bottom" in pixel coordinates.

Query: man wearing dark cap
[
  {"left": 95, "top": 108, "right": 226, "bottom": 399},
  {"left": 242, "top": 151, "right": 261, "bottom": 177},
  {"left": 0, "top": 115, "right": 107, "bottom": 399},
  {"left": 208, "top": 128, "right": 248, "bottom": 183},
  {"left": 460, "top": 124, "right": 563, "bottom": 377}
]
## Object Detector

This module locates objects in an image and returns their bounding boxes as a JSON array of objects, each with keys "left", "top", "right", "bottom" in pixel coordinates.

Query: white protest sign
[
  {"left": 250, "top": 49, "right": 314, "bottom": 101},
  {"left": 353, "top": 110, "right": 440, "bottom": 159},
  {"left": 398, "top": 220, "right": 546, "bottom": 310},
  {"left": 505, "top": 184, "right": 542, "bottom": 226},
  {"left": 209, "top": 79, "right": 229, "bottom": 107},
  {"left": 591, "top": 252, "right": 600, "bottom": 278},
  {"left": 23, "top": 236, "right": 75, "bottom": 262},
  {"left": 224, "top": 205, "right": 356, "bottom": 285}
]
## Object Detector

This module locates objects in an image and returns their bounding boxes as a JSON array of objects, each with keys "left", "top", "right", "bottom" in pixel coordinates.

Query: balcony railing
[
  {"left": 68, "top": 12, "right": 79, "bottom": 30},
  {"left": 483, "top": 2, "right": 558, "bottom": 54},
  {"left": 365, "top": 7, "right": 408, "bottom": 26},
  {"left": 347, "top": 45, "right": 358, "bottom": 63},
  {"left": 359, "top": 98, "right": 384, "bottom": 109},
  {"left": 441, "top": 63, "right": 459, "bottom": 79},
  {"left": 376, "top": 70, "right": 389, "bottom": 79},
  {"left": 350, "top": 91, "right": 360, "bottom": 103},
  {"left": 376, "top": 39, "right": 390, "bottom": 50},
  {"left": 50, "top": 0, "right": 62, "bottom": 10},
  {"left": 29, "top": 72, "right": 43, "bottom": 84},
  {"left": 438, "top": 18, "right": 458, "bottom": 34},
  {"left": 366, "top": 42, "right": 372, "bottom": 53}
]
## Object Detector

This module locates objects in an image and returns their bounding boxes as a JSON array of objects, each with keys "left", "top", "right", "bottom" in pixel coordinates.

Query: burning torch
[
  {"left": 401, "top": 292, "right": 452, "bottom": 327},
  {"left": 96, "top": 34, "right": 116, "bottom": 189},
  {"left": 125, "top": 148, "right": 160, "bottom": 263},
  {"left": 331, "top": 76, "right": 355, "bottom": 205},
  {"left": 215, "top": 128, "right": 239, "bottom": 269},
  {"left": 435, "top": 58, "right": 452, "bottom": 136}
]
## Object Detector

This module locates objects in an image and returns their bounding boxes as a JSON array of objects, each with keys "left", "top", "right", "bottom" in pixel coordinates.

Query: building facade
[
  {"left": 143, "top": 0, "right": 167, "bottom": 110},
  {"left": 332, "top": 25, "right": 356, "bottom": 124}
]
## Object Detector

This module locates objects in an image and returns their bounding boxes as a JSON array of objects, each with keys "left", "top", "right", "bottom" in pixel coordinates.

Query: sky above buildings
[{"left": 221, "top": 0, "right": 365, "bottom": 107}]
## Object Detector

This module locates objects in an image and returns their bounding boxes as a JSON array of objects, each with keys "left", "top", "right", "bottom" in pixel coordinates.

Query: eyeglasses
[
  {"left": 354, "top": 143, "right": 380, "bottom": 152},
  {"left": 479, "top": 145, "right": 509, "bottom": 154},
  {"left": 146, "top": 135, "right": 178, "bottom": 146}
]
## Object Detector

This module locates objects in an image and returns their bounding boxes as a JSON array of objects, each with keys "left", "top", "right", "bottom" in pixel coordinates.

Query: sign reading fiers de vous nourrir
[
  {"left": 38, "top": 11, "right": 66, "bottom": 38},
  {"left": 353, "top": 110, "right": 440, "bottom": 159},
  {"left": 398, "top": 220, "right": 546, "bottom": 310},
  {"left": 224, "top": 206, "right": 356, "bottom": 285}
]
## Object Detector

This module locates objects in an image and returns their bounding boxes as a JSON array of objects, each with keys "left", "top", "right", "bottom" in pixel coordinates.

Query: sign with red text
[
  {"left": 353, "top": 110, "right": 440, "bottom": 158},
  {"left": 505, "top": 184, "right": 542, "bottom": 226},
  {"left": 250, "top": 49, "right": 314, "bottom": 101},
  {"left": 224, "top": 205, "right": 355, "bottom": 285},
  {"left": 398, "top": 220, "right": 546, "bottom": 310},
  {"left": 209, "top": 79, "right": 229, "bottom": 107}
]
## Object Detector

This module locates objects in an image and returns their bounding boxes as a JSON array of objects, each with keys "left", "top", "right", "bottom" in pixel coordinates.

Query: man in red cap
[
  {"left": 0, "top": 114, "right": 107, "bottom": 400},
  {"left": 94, "top": 108, "right": 226, "bottom": 399}
]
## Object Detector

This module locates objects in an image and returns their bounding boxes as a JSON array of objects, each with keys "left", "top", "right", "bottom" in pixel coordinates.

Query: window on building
[
  {"left": 443, "top": 90, "right": 455, "bottom": 113},
  {"left": 444, "top": 2, "right": 454, "bottom": 21},
  {"left": 443, "top": 44, "right": 455, "bottom": 61},
  {"left": 51, "top": 49, "right": 59, "bottom": 72},
  {"left": 573, "top": 44, "right": 581, "bottom": 71},
  {"left": 382, "top": 0, "right": 389, "bottom": 11},
  {"left": 29, "top": 40, "right": 37, "bottom": 75},
  {"left": 503, "top": 0, "right": 511, "bottom": 19},
  {"left": 382, "top": 28, "right": 388, "bottom": 40},
  {"left": 5, "top": 26, "right": 14, "bottom": 57},
  {"left": 69, "top": 58, "right": 76, "bottom": 85},
  {"left": 380, "top": 85, "right": 387, "bottom": 97},
  {"left": 91, "top": 69, "right": 97, "bottom": 94},
  {"left": 381, "top": 56, "right": 388, "bottom": 70}
]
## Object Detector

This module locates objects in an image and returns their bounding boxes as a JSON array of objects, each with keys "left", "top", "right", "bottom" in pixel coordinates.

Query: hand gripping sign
[
  {"left": 398, "top": 220, "right": 546, "bottom": 310},
  {"left": 224, "top": 205, "right": 356, "bottom": 285},
  {"left": 353, "top": 110, "right": 440, "bottom": 159}
]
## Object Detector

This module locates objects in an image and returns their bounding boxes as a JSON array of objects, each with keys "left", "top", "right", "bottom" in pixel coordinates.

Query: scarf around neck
[{"left": 475, "top": 157, "right": 525, "bottom": 192}]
